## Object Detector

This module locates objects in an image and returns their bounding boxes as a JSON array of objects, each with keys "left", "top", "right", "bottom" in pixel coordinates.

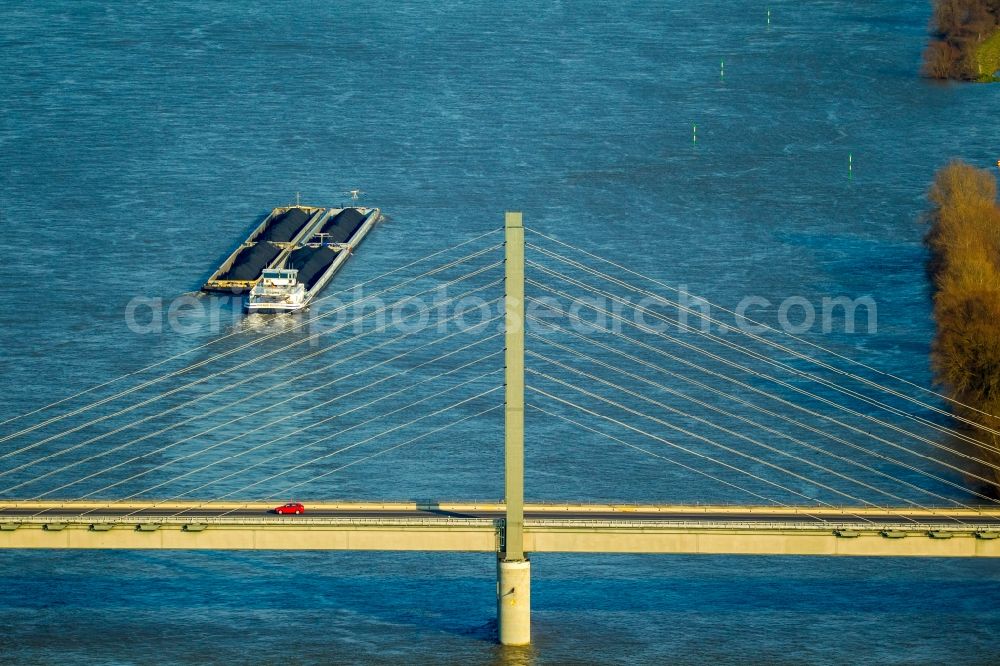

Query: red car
[{"left": 273, "top": 502, "right": 305, "bottom": 515}]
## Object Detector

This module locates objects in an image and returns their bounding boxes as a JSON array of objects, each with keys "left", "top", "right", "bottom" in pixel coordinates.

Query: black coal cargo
[
  {"left": 318, "top": 208, "right": 366, "bottom": 244},
  {"left": 257, "top": 208, "right": 313, "bottom": 243},
  {"left": 219, "top": 242, "right": 283, "bottom": 281},
  {"left": 288, "top": 246, "right": 339, "bottom": 289}
]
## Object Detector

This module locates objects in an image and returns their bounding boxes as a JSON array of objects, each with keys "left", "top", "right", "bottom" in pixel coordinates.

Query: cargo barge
[{"left": 201, "top": 204, "right": 381, "bottom": 313}]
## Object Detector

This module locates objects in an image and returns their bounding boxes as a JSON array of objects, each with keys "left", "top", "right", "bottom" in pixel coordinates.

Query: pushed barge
[{"left": 201, "top": 204, "right": 381, "bottom": 314}]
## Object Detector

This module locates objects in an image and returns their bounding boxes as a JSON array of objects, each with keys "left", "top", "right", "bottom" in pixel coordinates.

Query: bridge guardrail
[{"left": 1, "top": 515, "right": 998, "bottom": 533}]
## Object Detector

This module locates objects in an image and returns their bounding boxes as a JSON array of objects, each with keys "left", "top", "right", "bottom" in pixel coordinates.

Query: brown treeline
[
  {"left": 926, "top": 161, "right": 1000, "bottom": 495},
  {"left": 922, "top": 0, "right": 1000, "bottom": 79}
]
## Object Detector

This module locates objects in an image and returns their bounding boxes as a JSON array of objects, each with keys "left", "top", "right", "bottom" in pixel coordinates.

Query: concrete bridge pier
[{"left": 497, "top": 556, "right": 531, "bottom": 646}]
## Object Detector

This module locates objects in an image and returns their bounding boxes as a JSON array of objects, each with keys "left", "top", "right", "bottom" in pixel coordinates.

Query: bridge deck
[{"left": 2, "top": 502, "right": 998, "bottom": 556}]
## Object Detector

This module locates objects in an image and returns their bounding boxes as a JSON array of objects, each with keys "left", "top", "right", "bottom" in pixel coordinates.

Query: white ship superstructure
[{"left": 245, "top": 268, "right": 307, "bottom": 314}]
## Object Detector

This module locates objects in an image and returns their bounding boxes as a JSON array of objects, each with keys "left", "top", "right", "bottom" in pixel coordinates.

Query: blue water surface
[{"left": 2, "top": 1, "right": 1000, "bottom": 663}]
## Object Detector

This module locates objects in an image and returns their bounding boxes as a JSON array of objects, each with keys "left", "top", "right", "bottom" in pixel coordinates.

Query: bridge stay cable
[
  {"left": 526, "top": 314, "right": 993, "bottom": 517},
  {"left": 21, "top": 297, "right": 503, "bottom": 499},
  {"left": 529, "top": 253, "right": 1000, "bottom": 462},
  {"left": 527, "top": 335, "right": 957, "bottom": 517},
  {"left": 260, "top": 404, "right": 505, "bottom": 504},
  {"left": 39, "top": 342, "right": 500, "bottom": 506},
  {"left": 528, "top": 369, "right": 879, "bottom": 521},
  {"left": 527, "top": 403, "right": 785, "bottom": 507},
  {"left": 0, "top": 282, "right": 503, "bottom": 487},
  {"left": 525, "top": 278, "right": 1000, "bottom": 489},
  {"left": 172, "top": 405, "right": 507, "bottom": 522},
  {"left": 526, "top": 258, "right": 1000, "bottom": 461},
  {"left": 0, "top": 228, "right": 503, "bottom": 431},
  {"left": 10, "top": 219, "right": 996, "bottom": 534},
  {"left": 0, "top": 258, "right": 502, "bottom": 462},
  {"left": 0, "top": 241, "right": 503, "bottom": 445},
  {"left": 165, "top": 363, "right": 502, "bottom": 504},
  {"left": 14, "top": 317, "right": 504, "bottom": 500},
  {"left": 41, "top": 363, "right": 501, "bottom": 521},
  {"left": 526, "top": 229, "right": 1000, "bottom": 432},
  {"left": 525, "top": 298, "right": 1000, "bottom": 508},
  {"left": 164, "top": 388, "right": 505, "bottom": 520},
  {"left": 529, "top": 350, "right": 905, "bottom": 509},
  {"left": 525, "top": 385, "right": 868, "bottom": 524},
  {"left": 108, "top": 370, "right": 504, "bottom": 518}
]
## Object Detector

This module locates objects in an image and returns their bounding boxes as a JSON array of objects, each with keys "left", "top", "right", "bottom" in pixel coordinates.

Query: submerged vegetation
[
  {"left": 926, "top": 161, "right": 1000, "bottom": 494},
  {"left": 922, "top": 0, "right": 1000, "bottom": 81}
]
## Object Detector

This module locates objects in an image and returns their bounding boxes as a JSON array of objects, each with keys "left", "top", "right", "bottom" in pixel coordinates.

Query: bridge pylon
[{"left": 498, "top": 210, "right": 530, "bottom": 646}]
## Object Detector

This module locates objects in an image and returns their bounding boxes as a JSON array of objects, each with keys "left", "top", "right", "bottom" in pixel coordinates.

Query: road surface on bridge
[{"left": 3, "top": 501, "right": 1000, "bottom": 525}]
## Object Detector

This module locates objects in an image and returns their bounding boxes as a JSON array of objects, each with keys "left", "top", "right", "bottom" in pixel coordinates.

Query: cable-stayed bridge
[{"left": 2, "top": 213, "right": 1000, "bottom": 645}]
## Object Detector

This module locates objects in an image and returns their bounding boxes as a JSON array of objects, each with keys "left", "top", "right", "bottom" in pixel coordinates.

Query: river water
[{"left": 2, "top": 1, "right": 1000, "bottom": 664}]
